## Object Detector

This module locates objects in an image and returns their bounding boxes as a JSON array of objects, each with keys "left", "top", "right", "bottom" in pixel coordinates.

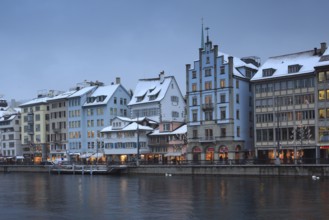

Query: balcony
[
  {"left": 199, "top": 136, "right": 215, "bottom": 142},
  {"left": 53, "top": 128, "right": 62, "bottom": 133},
  {"left": 202, "top": 103, "right": 214, "bottom": 110}
]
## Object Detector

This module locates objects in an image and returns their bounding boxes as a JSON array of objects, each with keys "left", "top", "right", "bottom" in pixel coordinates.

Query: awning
[
  {"left": 16, "top": 156, "right": 24, "bottom": 159},
  {"left": 91, "top": 153, "right": 104, "bottom": 158},
  {"left": 69, "top": 152, "right": 80, "bottom": 156},
  {"left": 80, "top": 153, "right": 93, "bottom": 159},
  {"left": 164, "top": 152, "right": 182, "bottom": 157}
]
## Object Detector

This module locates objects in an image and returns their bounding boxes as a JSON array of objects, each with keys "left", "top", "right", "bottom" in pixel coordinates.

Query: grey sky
[{"left": 1, "top": 0, "right": 328, "bottom": 101}]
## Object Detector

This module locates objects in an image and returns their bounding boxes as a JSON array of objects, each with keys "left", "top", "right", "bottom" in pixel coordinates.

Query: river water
[{"left": 0, "top": 173, "right": 328, "bottom": 220}]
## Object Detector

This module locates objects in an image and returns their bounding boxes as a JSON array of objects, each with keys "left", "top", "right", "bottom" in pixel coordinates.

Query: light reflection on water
[{"left": 0, "top": 173, "right": 328, "bottom": 220}]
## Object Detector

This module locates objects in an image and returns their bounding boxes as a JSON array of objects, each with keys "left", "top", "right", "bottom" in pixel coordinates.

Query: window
[
  {"left": 220, "top": 108, "right": 226, "bottom": 120},
  {"left": 205, "top": 129, "right": 213, "bottom": 139},
  {"left": 205, "top": 81, "right": 212, "bottom": 90},
  {"left": 236, "top": 94, "right": 239, "bottom": 103},
  {"left": 319, "top": 109, "right": 326, "bottom": 119},
  {"left": 192, "top": 97, "right": 197, "bottom": 106},
  {"left": 319, "top": 90, "right": 326, "bottom": 100},
  {"left": 192, "top": 130, "right": 198, "bottom": 138},
  {"left": 205, "top": 111, "right": 213, "bottom": 121},
  {"left": 236, "top": 80, "right": 239, "bottom": 88},
  {"left": 205, "top": 95, "right": 212, "bottom": 104},
  {"left": 288, "top": 64, "right": 301, "bottom": 73},
  {"left": 262, "top": 68, "right": 275, "bottom": 77},
  {"left": 35, "top": 114, "right": 40, "bottom": 121},
  {"left": 206, "top": 57, "right": 210, "bottom": 64},
  {"left": 192, "top": 83, "right": 197, "bottom": 92},
  {"left": 97, "top": 108, "right": 104, "bottom": 115},
  {"left": 172, "top": 111, "right": 179, "bottom": 118},
  {"left": 35, "top": 124, "right": 40, "bottom": 132},
  {"left": 221, "top": 128, "right": 226, "bottom": 137},
  {"left": 114, "top": 97, "right": 117, "bottom": 104},
  {"left": 192, "top": 110, "right": 198, "bottom": 122},
  {"left": 220, "top": 94, "right": 225, "bottom": 103},
  {"left": 220, "top": 66, "right": 225, "bottom": 74},
  {"left": 237, "top": 127, "right": 240, "bottom": 137},
  {"left": 163, "top": 123, "right": 170, "bottom": 131},
  {"left": 220, "top": 79, "right": 225, "bottom": 88},
  {"left": 236, "top": 110, "right": 240, "bottom": 120},
  {"left": 171, "top": 96, "right": 179, "bottom": 103},
  {"left": 192, "top": 71, "right": 197, "bottom": 79},
  {"left": 205, "top": 69, "right": 211, "bottom": 77}
]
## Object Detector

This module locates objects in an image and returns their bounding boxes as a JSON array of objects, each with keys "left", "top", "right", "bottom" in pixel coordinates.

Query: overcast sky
[{"left": 1, "top": 0, "right": 328, "bottom": 102}]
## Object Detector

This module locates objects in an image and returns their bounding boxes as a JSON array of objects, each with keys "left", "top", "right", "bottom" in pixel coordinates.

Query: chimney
[
  {"left": 320, "top": 42, "right": 327, "bottom": 55},
  {"left": 116, "top": 77, "right": 121, "bottom": 84},
  {"left": 314, "top": 48, "right": 318, "bottom": 55},
  {"left": 159, "top": 71, "right": 165, "bottom": 83}
]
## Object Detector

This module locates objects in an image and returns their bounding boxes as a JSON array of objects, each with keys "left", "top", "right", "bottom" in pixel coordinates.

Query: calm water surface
[{"left": 0, "top": 173, "right": 328, "bottom": 220}]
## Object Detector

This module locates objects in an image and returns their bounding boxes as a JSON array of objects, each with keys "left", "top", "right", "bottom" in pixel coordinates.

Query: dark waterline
[{"left": 0, "top": 173, "right": 328, "bottom": 220}]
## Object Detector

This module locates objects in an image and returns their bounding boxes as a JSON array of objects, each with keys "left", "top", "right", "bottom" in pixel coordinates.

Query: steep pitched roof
[
  {"left": 83, "top": 84, "right": 120, "bottom": 107},
  {"left": 128, "top": 76, "right": 172, "bottom": 106}
]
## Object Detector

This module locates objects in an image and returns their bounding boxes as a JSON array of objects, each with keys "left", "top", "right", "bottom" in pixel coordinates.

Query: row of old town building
[{"left": 1, "top": 31, "right": 329, "bottom": 165}]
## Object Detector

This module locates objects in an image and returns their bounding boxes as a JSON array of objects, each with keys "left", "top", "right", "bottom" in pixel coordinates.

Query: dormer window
[
  {"left": 137, "top": 96, "right": 144, "bottom": 102},
  {"left": 97, "top": 95, "right": 107, "bottom": 102},
  {"left": 262, "top": 68, "right": 275, "bottom": 77},
  {"left": 288, "top": 64, "right": 302, "bottom": 73},
  {"left": 87, "top": 97, "right": 96, "bottom": 103}
]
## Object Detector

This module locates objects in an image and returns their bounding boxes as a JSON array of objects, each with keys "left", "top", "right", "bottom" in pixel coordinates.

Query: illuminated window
[
  {"left": 205, "top": 81, "right": 212, "bottom": 90},
  {"left": 220, "top": 79, "right": 226, "bottom": 88},
  {"left": 319, "top": 109, "right": 326, "bottom": 119},
  {"left": 192, "top": 83, "right": 197, "bottom": 92},
  {"left": 318, "top": 71, "right": 325, "bottom": 82},
  {"left": 319, "top": 90, "right": 326, "bottom": 100}
]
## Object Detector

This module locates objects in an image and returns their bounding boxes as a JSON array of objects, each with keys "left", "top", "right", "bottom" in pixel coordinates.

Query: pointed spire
[
  {"left": 205, "top": 27, "right": 210, "bottom": 43},
  {"left": 201, "top": 18, "right": 205, "bottom": 49}
]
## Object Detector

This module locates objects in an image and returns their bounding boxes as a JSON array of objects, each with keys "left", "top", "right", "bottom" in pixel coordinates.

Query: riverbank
[{"left": 1, "top": 164, "right": 329, "bottom": 177}]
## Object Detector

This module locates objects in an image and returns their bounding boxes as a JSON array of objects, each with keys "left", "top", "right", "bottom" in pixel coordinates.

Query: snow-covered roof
[
  {"left": 101, "top": 122, "right": 153, "bottom": 133},
  {"left": 20, "top": 97, "right": 49, "bottom": 107},
  {"left": 315, "top": 48, "right": 329, "bottom": 68},
  {"left": 218, "top": 52, "right": 258, "bottom": 78},
  {"left": 251, "top": 50, "right": 320, "bottom": 81},
  {"left": 128, "top": 76, "right": 172, "bottom": 105},
  {"left": 122, "top": 122, "right": 153, "bottom": 131},
  {"left": 83, "top": 84, "right": 119, "bottom": 107},
  {"left": 68, "top": 86, "right": 96, "bottom": 98},
  {"left": 149, "top": 125, "right": 187, "bottom": 136},
  {"left": 47, "top": 90, "right": 77, "bottom": 101}
]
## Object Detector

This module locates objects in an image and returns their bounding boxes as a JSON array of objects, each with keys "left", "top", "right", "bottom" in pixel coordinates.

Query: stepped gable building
[
  {"left": 186, "top": 28, "right": 258, "bottom": 164},
  {"left": 0, "top": 98, "right": 22, "bottom": 159},
  {"left": 128, "top": 71, "right": 185, "bottom": 123},
  {"left": 251, "top": 42, "right": 327, "bottom": 163}
]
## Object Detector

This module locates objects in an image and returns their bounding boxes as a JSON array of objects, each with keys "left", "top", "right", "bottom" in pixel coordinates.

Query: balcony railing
[
  {"left": 202, "top": 103, "right": 214, "bottom": 110},
  {"left": 199, "top": 136, "right": 215, "bottom": 142}
]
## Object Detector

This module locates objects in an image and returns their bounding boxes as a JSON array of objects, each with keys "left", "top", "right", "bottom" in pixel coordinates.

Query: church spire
[{"left": 201, "top": 18, "right": 205, "bottom": 49}]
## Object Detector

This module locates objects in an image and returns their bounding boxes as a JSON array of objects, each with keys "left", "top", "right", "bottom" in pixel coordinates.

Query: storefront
[{"left": 192, "top": 146, "right": 202, "bottom": 162}]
